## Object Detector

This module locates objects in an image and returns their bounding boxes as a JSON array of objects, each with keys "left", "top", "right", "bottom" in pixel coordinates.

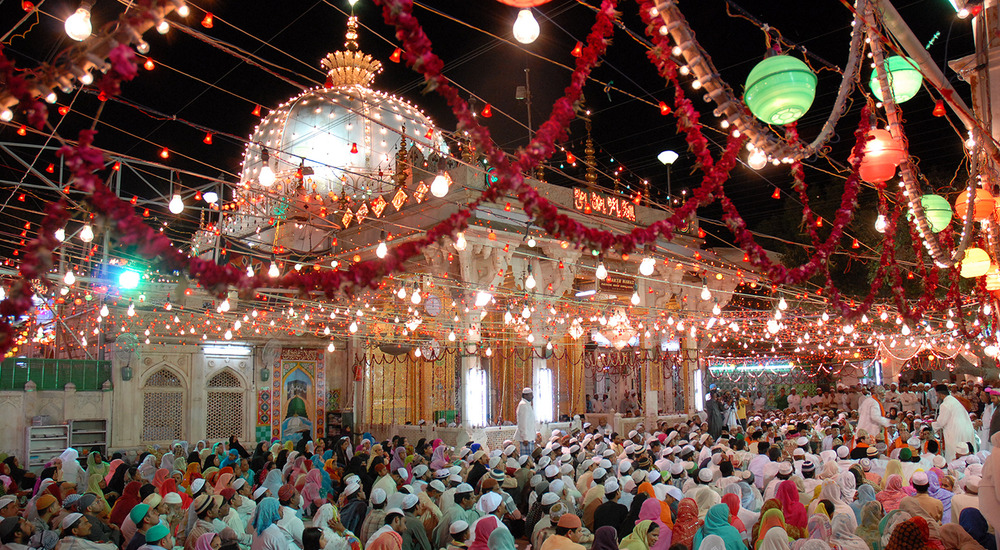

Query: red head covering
[
  {"left": 109, "top": 481, "right": 142, "bottom": 526},
  {"left": 776, "top": 479, "right": 808, "bottom": 529},
  {"left": 152, "top": 468, "right": 170, "bottom": 490},
  {"left": 721, "top": 493, "right": 747, "bottom": 533},
  {"left": 671, "top": 498, "right": 702, "bottom": 550}
]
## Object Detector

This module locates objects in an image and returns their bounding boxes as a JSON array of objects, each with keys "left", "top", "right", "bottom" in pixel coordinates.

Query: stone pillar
[
  {"left": 460, "top": 352, "right": 478, "bottom": 429},
  {"left": 682, "top": 336, "right": 699, "bottom": 414},
  {"left": 189, "top": 350, "right": 207, "bottom": 442}
]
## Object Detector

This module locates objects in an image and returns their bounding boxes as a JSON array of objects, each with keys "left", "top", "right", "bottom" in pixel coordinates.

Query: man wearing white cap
[
  {"left": 360, "top": 487, "right": 388, "bottom": 545},
  {"left": 857, "top": 385, "right": 891, "bottom": 442},
  {"left": 514, "top": 387, "right": 537, "bottom": 456},
  {"left": 932, "top": 384, "right": 978, "bottom": 461},
  {"left": 592, "top": 478, "right": 627, "bottom": 534}
]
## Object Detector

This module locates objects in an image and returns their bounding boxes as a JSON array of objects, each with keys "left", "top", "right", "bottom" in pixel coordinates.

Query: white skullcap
[
  {"left": 665, "top": 486, "right": 684, "bottom": 501},
  {"left": 429, "top": 480, "right": 446, "bottom": 493},
  {"left": 191, "top": 478, "right": 206, "bottom": 493},
  {"left": 449, "top": 474, "right": 463, "bottom": 484},
  {"left": 538, "top": 456, "right": 552, "bottom": 469},
  {"left": 796, "top": 437, "right": 809, "bottom": 446},
  {"left": 232, "top": 478, "right": 247, "bottom": 491},
  {"left": 477, "top": 492, "right": 502, "bottom": 514},
  {"left": 163, "top": 492, "right": 182, "bottom": 505},
  {"left": 629, "top": 430, "right": 638, "bottom": 438},
  {"left": 837, "top": 446, "right": 850, "bottom": 458},
  {"left": 450, "top": 520, "right": 469, "bottom": 534},
  {"left": 456, "top": 483, "right": 474, "bottom": 494},
  {"left": 252, "top": 486, "right": 268, "bottom": 500},
  {"left": 778, "top": 462, "right": 793, "bottom": 476},
  {"left": 519, "top": 455, "right": 529, "bottom": 466},
  {"left": 911, "top": 471, "right": 929, "bottom": 485},
  {"left": 599, "top": 459, "right": 612, "bottom": 469},
  {"left": 648, "top": 470, "right": 661, "bottom": 483},
  {"left": 549, "top": 479, "right": 565, "bottom": 494},
  {"left": 669, "top": 462, "right": 684, "bottom": 475},
  {"left": 541, "top": 492, "right": 560, "bottom": 506},
  {"left": 604, "top": 479, "right": 620, "bottom": 494},
  {"left": 371, "top": 487, "right": 387, "bottom": 504},
  {"left": 698, "top": 469, "right": 714, "bottom": 482},
  {"left": 632, "top": 470, "right": 647, "bottom": 483},
  {"left": 530, "top": 474, "right": 543, "bottom": 487},
  {"left": 592, "top": 468, "right": 607, "bottom": 480},
  {"left": 932, "top": 456, "right": 946, "bottom": 468},
  {"left": 544, "top": 465, "right": 559, "bottom": 478},
  {"left": 412, "top": 465, "right": 429, "bottom": 478},
  {"left": 435, "top": 469, "right": 451, "bottom": 479},
  {"left": 401, "top": 494, "right": 419, "bottom": 510}
]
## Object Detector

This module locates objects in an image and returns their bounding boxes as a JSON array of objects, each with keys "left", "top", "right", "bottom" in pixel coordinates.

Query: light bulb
[
  {"left": 504, "top": 311, "right": 513, "bottom": 324},
  {"left": 430, "top": 173, "right": 450, "bottom": 197},
  {"left": 766, "top": 319, "right": 781, "bottom": 334},
  {"left": 631, "top": 291, "right": 640, "bottom": 305},
  {"left": 65, "top": 4, "right": 93, "bottom": 41},
  {"left": 639, "top": 257, "right": 656, "bottom": 276},
  {"left": 448, "top": 331, "right": 456, "bottom": 342},
  {"left": 168, "top": 193, "right": 184, "bottom": 214},
  {"left": 748, "top": 149, "right": 768, "bottom": 170},
  {"left": 701, "top": 285, "right": 711, "bottom": 301},
  {"left": 224, "top": 330, "right": 233, "bottom": 340},
  {"left": 176, "top": 4, "right": 190, "bottom": 17},
  {"left": 411, "top": 289, "right": 421, "bottom": 304},
  {"left": 512, "top": 9, "right": 540, "bottom": 44},
  {"left": 202, "top": 191, "right": 218, "bottom": 204},
  {"left": 258, "top": 166, "right": 276, "bottom": 187},
  {"left": 454, "top": 232, "right": 467, "bottom": 251},
  {"left": 396, "top": 287, "right": 406, "bottom": 299},
  {"left": 100, "top": 304, "right": 109, "bottom": 317},
  {"left": 0, "top": 109, "right": 12, "bottom": 122},
  {"left": 475, "top": 291, "right": 493, "bottom": 307},
  {"left": 521, "top": 306, "right": 531, "bottom": 318},
  {"left": 525, "top": 273, "right": 536, "bottom": 290},
  {"left": 595, "top": 262, "right": 608, "bottom": 280},
  {"left": 54, "top": 228, "right": 65, "bottom": 241},
  {"left": 485, "top": 347, "right": 493, "bottom": 357},
  {"left": 778, "top": 296, "right": 788, "bottom": 310},
  {"left": 376, "top": 241, "right": 388, "bottom": 259},
  {"left": 527, "top": 237, "right": 536, "bottom": 247},
  {"left": 874, "top": 214, "right": 887, "bottom": 233},
  {"left": 901, "top": 324, "right": 911, "bottom": 336},
  {"left": 349, "top": 321, "right": 358, "bottom": 333},
  {"left": 80, "top": 224, "right": 94, "bottom": 243},
  {"left": 268, "top": 261, "right": 280, "bottom": 278},
  {"left": 246, "top": 265, "right": 254, "bottom": 277},
  {"left": 843, "top": 324, "right": 854, "bottom": 334},
  {"left": 220, "top": 298, "right": 230, "bottom": 312},
  {"left": 127, "top": 302, "right": 135, "bottom": 316},
  {"left": 156, "top": 20, "right": 170, "bottom": 34},
  {"left": 64, "top": 271, "right": 76, "bottom": 285},
  {"left": 328, "top": 342, "right": 336, "bottom": 352},
  {"left": 712, "top": 303, "right": 721, "bottom": 315}
]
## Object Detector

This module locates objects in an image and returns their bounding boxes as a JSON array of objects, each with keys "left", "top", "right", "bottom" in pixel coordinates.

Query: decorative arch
[
  {"left": 205, "top": 367, "right": 247, "bottom": 440},
  {"left": 141, "top": 365, "right": 186, "bottom": 443}
]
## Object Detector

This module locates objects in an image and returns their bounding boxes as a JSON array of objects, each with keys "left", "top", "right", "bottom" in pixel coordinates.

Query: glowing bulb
[
  {"left": 349, "top": 321, "right": 358, "bottom": 333},
  {"left": 220, "top": 298, "right": 230, "bottom": 312},
  {"left": 268, "top": 261, "right": 280, "bottom": 278},
  {"left": 901, "top": 324, "right": 911, "bottom": 336},
  {"left": 701, "top": 285, "right": 711, "bottom": 301},
  {"left": 512, "top": 9, "right": 540, "bottom": 44},
  {"left": 485, "top": 347, "right": 493, "bottom": 357},
  {"left": 875, "top": 214, "right": 887, "bottom": 233},
  {"left": 0, "top": 109, "right": 12, "bottom": 122},
  {"left": 100, "top": 304, "right": 109, "bottom": 316},
  {"left": 65, "top": 4, "right": 93, "bottom": 41},
  {"left": 843, "top": 324, "right": 854, "bottom": 334},
  {"left": 748, "top": 149, "right": 768, "bottom": 170},
  {"left": 778, "top": 296, "right": 788, "bottom": 310},
  {"left": 527, "top": 237, "right": 536, "bottom": 247},
  {"left": 328, "top": 342, "right": 336, "bottom": 352},
  {"left": 595, "top": 262, "right": 608, "bottom": 280},
  {"left": 448, "top": 331, "right": 456, "bottom": 342},
  {"left": 712, "top": 303, "right": 721, "bottom": 315},
  {"left": 168, "top": 193, "right": 184, "bottom": 214},
  {"left": 258, "top": 166, "right": 276, "bottom": 187},
  {"left": 504, "top": 311, "right": 513, "bottom": 324},
  {"left": 156, "top": 20, "right": 170, "bottom": 34},
  {"left": 202, "top": 191, "right": 218, "bottom": 204},
  {"left": 79, "top": 224, "right": 94, "bottom": 243},
  {"left": 766, "top": 319, "right": 781, "bottom": 334},
  {"left": 411, "top": 289, "right": 421, "bottom": 305},
  {"left": 127, "top": 302, "right": 135, "bottom": 317},
  {"left": 54, "top": 228, "right": 65, "bottom": 241},
  {"left": 521, "top": 306, "right": 531, "bottom": 318},
  {"left": 376, "top": 241, "right": 388, "bottom": 259},
  {"left": 224, "top": 330, "right": 233, "bottom": 340},
  {"left": 176, "top": 4, "right": 190, "bottom": 17},
  {"left": 631, "top": 291, "right": 641, "bottom": 305},
  {"left": 639, "top": 257, "right": 656, "bottom": 276},
  {"left": 430, "top": 173, "right": 450, "bottom": 198},
  {"left": 64, "top": 271, "right": 76, "bottom": 285},
  {"left": 525, "top": 273, "right": 536, "bottom": 290},
  {"left": 396, "top": 287, "right": 406, "bottom": 299},
  {"left": 246, "top": 265, "right": 254, "bottom": 278},
  {"left": 454, "top": 232, "right": 467, "bottom": 251}
]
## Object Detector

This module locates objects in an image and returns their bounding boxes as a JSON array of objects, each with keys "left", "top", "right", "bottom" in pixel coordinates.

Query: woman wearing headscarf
[
  {"left": 740, "top": 481, "right": 764, "bottom": 514},
  {"left": 620, "top": 520, "right": 660, "bottom": 550},
  {"left": 760, "top": 526, "right": 792, "bottom": 550},
  {"left": 803, "top": 515, "right": 833, "bottom": 545},
  {"left": 693, "top": 504, "right": 745, "bottom": 550},
  {"left": 855, "top": 501, "right": 885, "bottom": 550},
  {"left": 251, "top": 497, "right": 285, "bottom": 550},
  {"left": 671, "top": 499, "right": 702, "bottom": 550},
  {"left": 467, "top": 510, "right": 503, "bottom": 550},
  {"left": 301, "top": 469, "right": 324, "bottom": 515},
  {"left": 878, "top": 475, "right": 908, "bottom": 513},
  {"left": 752, "top": 500, "right": 784, "bottom": 546},
  {"left": 690, "top": 486, "right": 722, "bottom": 521},
  {"left": 334, "top": 439, "right": 351, "bottom": 470},
  {"left": 832, "top": 514, "right": 870, "bottom": 550},
  {"left": 110, "top": 481, "right": 142, "bottom": 527},
  {"left": 86, "top": 451, "right": 109, "bottom": 481},
  {"left": 637, "top": 498, "right": 671, "bottom": 550},
  {"left": 957, "top": 509, "right": 995, "bottom": 550},
  {"left": 852, "top": 485, "right": 878, "bottom": 524},
  {"left": 839, "top": 472, "right": 858, "bottom": 503},
  {"left": 261, "top": 469, "right": 283, "bottom": 499},
  {"left": 927, "top": 474, "right": 954, "bottom": 524},
  {"left": 153, "top": 468, "right": 171, "bottom": 492},
  {"left": 882, "top": 462, "right": 904, "bottom": 490},
  {"left": 721, "top": 493, "right": 747, "bottom": 534},
  {"left": 430, "top": 445, "right": 450, "bottom": 471},
  {"left": 195, "top": 532, "right": 219, "bottom": 550},
  {"left": 812, "top": 480, "right": 852, "bottom": 519},
  {"left": 486, "top": 527, "right": 516, "bottom": 550},
  {"left": 58, "top": 448, "right": 87, "bottom": 487},
  {"left": 884, "top": 517, "right": 935, "bottom": 550},
  {"left": 939, "top": 524, "right": 985, "bottom": 550},
  {"left": 777, "top": 480, "right": 809, "bottom": 540},
  {"left": 103, "top": 459, "right": 124, "bottom": 486},
  {"left": 220, "top": 450, "right": 241, "bottom": 470},
  {"left": 389, "top": 447, "right": 407, "bottom": 473},
  {"left": 311, "top": 503, "right": 361, "bottom": 550},
  {"left": 754, "top": 509, "right": 787, "bottom": 550}
]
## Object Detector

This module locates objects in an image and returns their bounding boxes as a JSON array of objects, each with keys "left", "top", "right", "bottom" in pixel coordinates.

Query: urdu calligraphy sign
[{"left": 573, "top": 188, "right": 637, "bottom": 222}]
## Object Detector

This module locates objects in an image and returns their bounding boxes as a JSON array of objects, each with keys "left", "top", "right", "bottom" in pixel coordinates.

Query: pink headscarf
[
  {"left": 152, "top": 468, "right": 170, "bottom": 491},
  {"left": 214, "top": 472, "right": 233, "bottom": 494},
  {"left": 104, "top": 459, "right": 125, "bottom": 485},
  {"left": 467, "top": 515, "right": 500, "bottom": 550},
  {"left": 877, "top": 474, "right": 908, "bottom": 512},
  {"left": 300, "top": 469, "right": 323, "bottom": 508},
  {"left": 777, "top": 479, "right": 808, "bottom": 529},
  {"left": 638, "top": 497, "right": 673, "bottom": 550}
]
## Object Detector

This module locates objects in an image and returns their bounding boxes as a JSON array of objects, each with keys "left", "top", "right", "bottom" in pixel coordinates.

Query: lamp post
[{"left": 657, "top": 150, "right": 679, "bottom": 202}]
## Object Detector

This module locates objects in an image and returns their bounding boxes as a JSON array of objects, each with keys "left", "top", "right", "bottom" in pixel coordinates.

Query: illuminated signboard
[{"left": 573, "top": 188, "right": 637, "bottom": 222}]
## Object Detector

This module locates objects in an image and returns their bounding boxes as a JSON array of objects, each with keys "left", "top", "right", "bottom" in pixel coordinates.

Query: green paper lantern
[
  {"left": 916, "top": 194, "right": 952, "bottom": 233},
  {"left": 744, "top": 55, "right": 817, "bottom": 125},
  {"left": 870, "top": 56, "right": 922, "bottom": 104}
]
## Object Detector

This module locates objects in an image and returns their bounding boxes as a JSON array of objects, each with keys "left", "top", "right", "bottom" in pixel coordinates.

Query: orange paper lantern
[{"left": 954, "top": 188, "right": 994, "bottom": 221}]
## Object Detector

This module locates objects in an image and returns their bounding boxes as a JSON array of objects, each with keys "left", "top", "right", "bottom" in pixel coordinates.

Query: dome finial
[{"left": 321, "top": 14, "right": 383, "bottom": 87}]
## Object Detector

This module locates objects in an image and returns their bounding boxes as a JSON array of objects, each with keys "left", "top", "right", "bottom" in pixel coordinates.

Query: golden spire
[
  {"left": 321, "top": 15, "right": 383, "bottom": 88},
  {"left": 584, "top": 116, "right": 597, "bottom": 188}
]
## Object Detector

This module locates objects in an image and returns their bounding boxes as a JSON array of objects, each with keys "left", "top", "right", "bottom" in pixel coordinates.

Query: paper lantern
[
  {"left": 960, "top": 247, "right": 991, "bottom": 278},
  {"left": 857, "top": 129, "right": 906, "bottom": 183},
  {"left": 954, "top": 188, "right": 995, "bottom": 221},
  {"left": 986, "top": 265, "right": 1000, "bottom": 291},
  {"left": 744, "top": 55, "right": 817, "bottom": 125},
  {"left": 870, "top": 56, "right": 922, "bottom": 104},
  {"left": 918, "top": 194, "right": 953, "bottom": 233}
]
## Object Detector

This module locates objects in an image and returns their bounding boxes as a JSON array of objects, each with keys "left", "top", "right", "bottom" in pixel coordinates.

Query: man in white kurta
[
  {"left": 857, "top": 386, "right": 891, "bottom": 440},
  {"left": 513, "top": 387, "right": 537, "bottom": 455},
  {"left": 931, "top": 384, "right": 978, "bottom": 461}
]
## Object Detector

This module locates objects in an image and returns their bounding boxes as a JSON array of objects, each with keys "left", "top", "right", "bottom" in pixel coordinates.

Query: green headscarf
[{"left": 621, "top": 520, "right": 657, "bottom": 550}]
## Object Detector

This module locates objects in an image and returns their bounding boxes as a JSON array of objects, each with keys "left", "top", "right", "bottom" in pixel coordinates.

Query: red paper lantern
[
  {"left": 857, "top": 129, "right": 905, "bottom": 183},
  {"left": 955, "top": 188, "right": 995, "bottom": 221},
  {"left": 495, "top": 0, "right": 552, "bottom": 6}
]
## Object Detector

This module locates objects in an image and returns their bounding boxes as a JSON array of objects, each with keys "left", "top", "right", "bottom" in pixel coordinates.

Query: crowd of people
[{"left": 0, "top": 381, "right": 997, "bottom": 550}]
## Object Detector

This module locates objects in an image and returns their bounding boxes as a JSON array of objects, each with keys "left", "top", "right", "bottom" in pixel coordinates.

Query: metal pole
[
  {"left": 524, "top": 68, "right": 533, "bottom": 143},
  {"left": 667, "top": 165, "right": 672, "bottom": 202}
]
